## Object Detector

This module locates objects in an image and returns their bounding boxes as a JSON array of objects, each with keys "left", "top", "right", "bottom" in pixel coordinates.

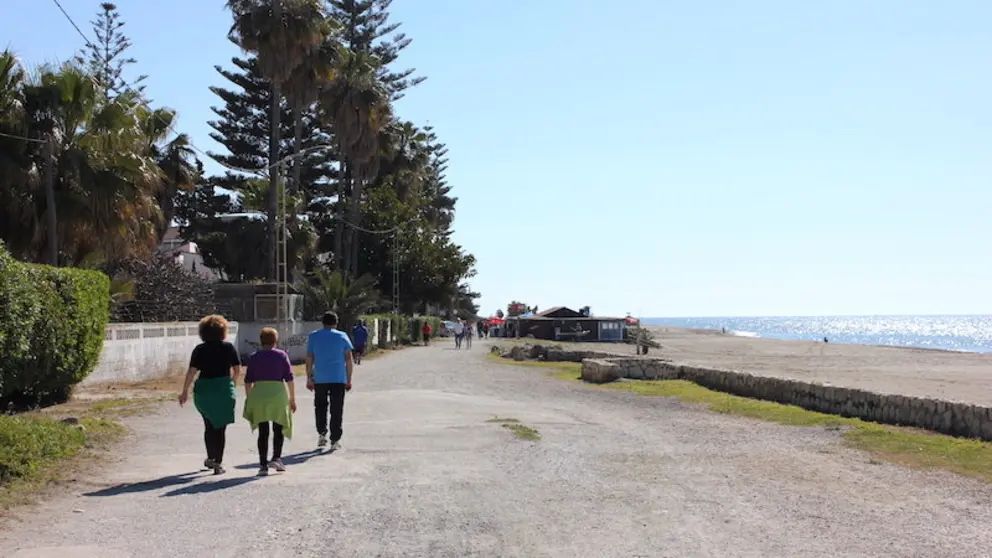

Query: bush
[
  {"left": 106, "top": 253, "right": 216, "bottom": 322},
  {"left": 0, "top": 242, "right": 110, "bottom": 409}
]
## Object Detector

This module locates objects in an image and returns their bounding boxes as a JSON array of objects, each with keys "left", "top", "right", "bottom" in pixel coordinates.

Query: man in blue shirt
[
  {"left": 306, "top": 311, "right": 354, "bottom": 450},
  {"left": 351, "top": 319, "right": 370, "bottom": 365}
]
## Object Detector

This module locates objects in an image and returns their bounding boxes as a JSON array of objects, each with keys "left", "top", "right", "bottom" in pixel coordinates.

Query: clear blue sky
[{"left": 4, "top": 1, "right": 991, "bottom": 317}]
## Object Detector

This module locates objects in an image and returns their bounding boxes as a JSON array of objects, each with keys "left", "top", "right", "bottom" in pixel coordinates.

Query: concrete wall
[
  {"left": 84, "top": 321, "right": 240, "bottom": 385},
  {"left": 85, "top": 318, "right": 395, "bottom": 384},
  {"left": 236, "top": 318, "right": 391, "bottom": 363},
  {"left": 580, "top": 357, "right": 992, "bottom": 441}
]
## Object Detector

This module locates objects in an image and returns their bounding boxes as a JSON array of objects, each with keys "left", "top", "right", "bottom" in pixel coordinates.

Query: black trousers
[
  {"left": 202, "top": 415, "right": 227, "bottom": 464},
  {"left": 314, "top": 383, "right": 346, "bottom": 441},
  {"left": 257, "top": 422, "right": 284, "bottom": 466}
]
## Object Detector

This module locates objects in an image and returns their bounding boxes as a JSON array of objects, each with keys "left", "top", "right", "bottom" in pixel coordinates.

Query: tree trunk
[
  {"left": 268, "top": 81, "right": 281, "bottom": 281},
  {"left": 292, "top": 105, "right": 304, "bottom": 195},
  {"left": 333, "top": 157, "right": 347, "bottom": 273},
  {"left": 348, "top": 173, "right": 363, "bottom": 276},
  {"left": 43, "top": 137, "right": 58, "bottom": 266}
]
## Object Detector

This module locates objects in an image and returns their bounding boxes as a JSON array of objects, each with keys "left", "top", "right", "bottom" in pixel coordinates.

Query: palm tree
[
  {"left": 225, "top": 0, "right": 328, "bottom": 280},
  {"left": 319, "top": 49, "right": 391, "bottom": 275},
  {"left": 284, "top": 34, "right": 342, "bottom": 196},
  {"left": 298, "top": 267, "right": 383, "bottom": 332},
  {"left": 17, "top": 65, "right": 169, "bottom": 266},
  {"left": 0, "top": 50, "right": 37, "bottom": 260}
]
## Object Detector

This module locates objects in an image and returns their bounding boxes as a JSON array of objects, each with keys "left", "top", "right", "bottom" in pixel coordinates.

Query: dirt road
[{"left": 2, "top": 340, "right": 991, "bottom": 557}]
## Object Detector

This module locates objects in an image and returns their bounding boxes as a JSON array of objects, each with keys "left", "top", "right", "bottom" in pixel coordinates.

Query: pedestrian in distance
[
  {"left": 178, "top": 314, "right": 241, "bottom": 475},
  {"left": 306, "top": 311, "right": 354, "bottom": 451},
  {"left": 351, "top": 319, "right": 369, "bottom": 364},
  {"left": 422, "top": 321, "right": 432, "bottom": 345},
  {"left": 243, "top": 328, "right": 296, "bottom": 476},
  {"left": 453, "top": 318, "right": 465, "bottom": 349},
  {"left": 464, "top": 321, "right": 474, "bottom": 349}
]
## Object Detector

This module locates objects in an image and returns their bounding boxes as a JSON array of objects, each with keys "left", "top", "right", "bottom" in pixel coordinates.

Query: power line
[
  {"left": 0, "top": 131, "right": 46, "bottom": 144},
  {"left": 51, "top": 0, "right": 96, "bottom": 49}
]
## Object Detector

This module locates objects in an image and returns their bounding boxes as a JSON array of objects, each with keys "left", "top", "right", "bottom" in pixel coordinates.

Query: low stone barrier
[
  {"left": 493, "top": 343, "right": 621, "bottom": 363},
  {"left": 580, "top": 357, "right": 992, "bottom": 441}
]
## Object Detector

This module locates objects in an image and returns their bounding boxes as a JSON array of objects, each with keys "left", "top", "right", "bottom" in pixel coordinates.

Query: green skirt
[
  {"left": 243, "top": 381, "right": 293, "bottom": 440},
  {"left": 193, "top": 376, "right": 236, "bottom": 429}
]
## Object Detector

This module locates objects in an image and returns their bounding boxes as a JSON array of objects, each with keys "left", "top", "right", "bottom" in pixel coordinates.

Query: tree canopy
[{"left": 0, "top": 1, "right": 479, "bottom": 318}]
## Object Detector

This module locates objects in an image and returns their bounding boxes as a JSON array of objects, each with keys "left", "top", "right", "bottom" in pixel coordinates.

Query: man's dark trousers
[{"left": 314, "top": 383, "right": 346, "bottom": 441}]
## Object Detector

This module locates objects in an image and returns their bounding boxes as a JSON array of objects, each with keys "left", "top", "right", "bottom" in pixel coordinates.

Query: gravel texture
[{"left": 2, "top": 339, "right": 991, "bottom": 557}]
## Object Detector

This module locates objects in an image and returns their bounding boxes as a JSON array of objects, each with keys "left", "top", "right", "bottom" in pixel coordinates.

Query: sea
[{"left": 641, "top": 315, "right": 992, "bottom": 354}]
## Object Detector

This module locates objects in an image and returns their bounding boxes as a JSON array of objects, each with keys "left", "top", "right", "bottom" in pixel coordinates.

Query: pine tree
[
  {"left": 74, "top": 3, "right": 146, "bottom": 100},
  {"left": 326, "top": 0, "right": 426, "bottom": 100},
  {"left": 177, "top": 52, "right": 336, "bottom": 281}
]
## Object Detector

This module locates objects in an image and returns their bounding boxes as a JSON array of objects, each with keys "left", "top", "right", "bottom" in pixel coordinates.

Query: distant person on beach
[
  {"left": 243, "top": 328, "right": 296, "bottom": 476},
  {"left": 306, "top": 311, "right": 353, "bottom": 451},
  {"left": 351, "top": 319, "right": 369, "bottom": 365},
  {"left": 178, "top": 314, "right": 241, "bottom": 475},
  {"left": 453, "top": 318, "right": 465, "bottom": 349}
]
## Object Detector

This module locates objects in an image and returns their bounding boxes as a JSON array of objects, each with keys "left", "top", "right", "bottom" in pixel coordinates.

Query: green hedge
[
  {"left": 360, "top": 314, "right": 442, "bottom": 346},
  {"left": 0, "top": 243, "right": 110, "bottom": 409}
]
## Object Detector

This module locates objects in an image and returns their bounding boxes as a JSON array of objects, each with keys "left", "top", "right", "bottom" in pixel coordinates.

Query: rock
[
  {"left": 527, "top": 344, "right": 546, "bottom": 360},
  {"left": 61, "top": 417, "right": 80, "bottom": 425},
  {"left": 508, "top": 346, "right": 527, "bottom": 361}
]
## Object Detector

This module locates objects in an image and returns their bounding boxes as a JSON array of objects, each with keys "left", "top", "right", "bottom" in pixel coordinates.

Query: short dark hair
[
  {"left": 322, "top": 311, "right": 338, "bottom": 327},
  {"left": 198, "top": 314, "right": 228, "bottom": 343}
]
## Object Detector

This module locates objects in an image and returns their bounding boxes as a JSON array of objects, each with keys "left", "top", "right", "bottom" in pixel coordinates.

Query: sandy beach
[{"left": 541, "top": 327, "right": 992, "bottom": 407}]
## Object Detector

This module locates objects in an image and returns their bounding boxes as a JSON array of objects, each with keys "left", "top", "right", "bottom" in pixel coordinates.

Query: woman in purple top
[{"left": 243, "top": 328, "right": 296, "bottom": 475}]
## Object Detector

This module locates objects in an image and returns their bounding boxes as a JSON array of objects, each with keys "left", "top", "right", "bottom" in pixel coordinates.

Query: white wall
[
  {"left": 84, "top": 321, "right": 240, "bottom": 385},
  {"left": 84, "top": 318, "right": 393, "bottom": 384},
  {"left": 237, "top": 318, "right": 391, "bottom": 363}
]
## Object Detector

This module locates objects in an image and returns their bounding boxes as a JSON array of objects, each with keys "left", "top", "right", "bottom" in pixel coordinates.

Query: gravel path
[{"left": 2, "top": 339, "right": 991, "bottom": 557}]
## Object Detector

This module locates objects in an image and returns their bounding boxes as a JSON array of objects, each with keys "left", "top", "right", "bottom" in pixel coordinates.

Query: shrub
[
  {"left": 0, "top": 242, "right": 110, "bottom": 410},
  {"left": 105, "top": 253, "right": 216, "bottom": 322}
]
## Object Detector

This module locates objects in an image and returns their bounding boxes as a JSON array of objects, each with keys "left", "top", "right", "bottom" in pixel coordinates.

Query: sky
[{"left": 3, "top": 1, "right": 991, "bottom": 318}]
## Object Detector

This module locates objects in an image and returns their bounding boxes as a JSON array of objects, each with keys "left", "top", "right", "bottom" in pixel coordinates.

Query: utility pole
[
  {"left": 43, "top": 135, "right": 58, "bottom": 266},
  {"left": 392, "top": 230, "right": 400, "bottom": 315},
  {"left": 275, "top": 162, "right": 289, "bottom": 333}
]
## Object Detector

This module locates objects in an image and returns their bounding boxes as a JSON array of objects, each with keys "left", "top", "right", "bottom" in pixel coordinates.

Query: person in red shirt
[{"left": 422, "top": 321, "right": 432, "bottom": 345}]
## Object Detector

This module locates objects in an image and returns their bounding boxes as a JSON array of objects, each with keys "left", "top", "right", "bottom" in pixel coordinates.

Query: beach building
[{"left": 505, "top": 306, "right": 625, "bottom": 342}]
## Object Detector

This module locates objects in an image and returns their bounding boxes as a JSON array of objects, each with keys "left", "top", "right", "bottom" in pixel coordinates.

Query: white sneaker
[
  {"left": 330, "top": 440, "right": 342, "bottom": 451},
  {"left": 269, "top": 458, "right": 286, "bottom": 472},
  {"left": 318, "top": 435, "right": 328, "bottom": 448}
]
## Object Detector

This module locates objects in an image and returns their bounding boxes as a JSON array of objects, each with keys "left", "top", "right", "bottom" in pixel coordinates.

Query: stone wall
[{"left": 580, "top": 357, "right": 992, "bottom": 441}]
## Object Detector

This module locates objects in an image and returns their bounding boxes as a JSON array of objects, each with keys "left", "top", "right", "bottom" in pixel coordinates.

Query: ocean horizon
[{"left": 641, "top": 315, "right": 992, "bottom": 354}]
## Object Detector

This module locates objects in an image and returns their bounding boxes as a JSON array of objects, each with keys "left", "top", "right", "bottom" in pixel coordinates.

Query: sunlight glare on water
[{"left": 643, "top": 315, "right": 992, "bottom": 353}]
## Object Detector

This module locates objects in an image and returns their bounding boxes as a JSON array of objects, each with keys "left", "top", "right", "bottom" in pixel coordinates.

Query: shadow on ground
[
  {"left": 161, "top": 476, "right": 258, "bottom": 496},
  {"left": 83, "top": 472, "right": 203, "bottom": 497},
  {"left": 232, "top": 449, "right": 329, "bottom": 471}
]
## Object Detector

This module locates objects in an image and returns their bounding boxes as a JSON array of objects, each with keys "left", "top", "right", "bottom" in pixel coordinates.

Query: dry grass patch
[
  {"left": 0, "top": 413, "right": 126, "bottom": 511},
  {"left": 489, "top": 355, "right": 992, "bottom": 482}
]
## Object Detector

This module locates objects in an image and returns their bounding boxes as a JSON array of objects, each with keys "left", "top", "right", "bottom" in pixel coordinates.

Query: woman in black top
[{"left": 179, "top": 315, "right": 242, "bottom": 474}]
